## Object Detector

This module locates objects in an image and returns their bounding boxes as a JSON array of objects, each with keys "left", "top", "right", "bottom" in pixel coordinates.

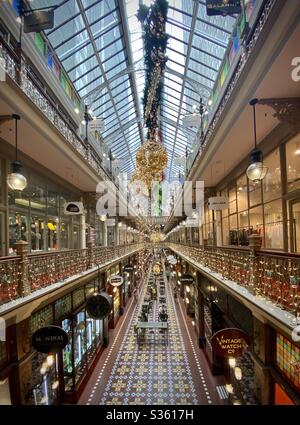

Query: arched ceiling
[{"left": 28, "top": 0, "right": 237, "bottom": 180}]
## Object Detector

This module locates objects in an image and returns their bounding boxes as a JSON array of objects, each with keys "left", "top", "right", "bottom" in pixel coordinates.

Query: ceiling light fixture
[
  {"left": 7, "top": 114, "right": 27, "bottom": 191},
  {"left": 246, "top": 99, "right": 268, "bottom": 182}
]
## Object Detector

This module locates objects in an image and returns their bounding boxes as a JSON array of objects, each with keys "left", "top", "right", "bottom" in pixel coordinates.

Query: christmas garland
[{"left": 137, "top": 0, "right": 169, "bottom": 139}]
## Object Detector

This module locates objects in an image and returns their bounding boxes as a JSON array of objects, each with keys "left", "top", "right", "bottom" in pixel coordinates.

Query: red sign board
[{"left": 211, "top": 328, "right": 250, "bottom": 358}]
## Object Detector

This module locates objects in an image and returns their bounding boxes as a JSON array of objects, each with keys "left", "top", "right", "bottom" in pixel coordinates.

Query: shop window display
[
  {"left": 62, "top": 318, "right": 73, "bottom": 393},
  {"left": 74, "top": 311, "right": 87, "bottom": 384},
  {"left": 263, "top": 149, "right": 281, "bottom": 203},
  {"left": 264, "top": 200, "right": 283, "bottom": 250},
  {"left": 249, "top": 206, "right": 264, "bottom": 244},
  {"left": 31, "top": 352, "right": 59, "bottom": 405},
  {"left": 9, "top": 212, "right": 29, "bottom": 252}
]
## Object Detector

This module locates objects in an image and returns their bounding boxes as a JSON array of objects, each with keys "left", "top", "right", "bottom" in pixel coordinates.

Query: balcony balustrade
[
  {"left": 0, "top": 243, "right": 144, "bottom": 306},
  {"left": 0, "top": 38, "right": 117, "bottom": 186},
  {"left": 168, "top": 243, "right": 300, "bottom": 318}
]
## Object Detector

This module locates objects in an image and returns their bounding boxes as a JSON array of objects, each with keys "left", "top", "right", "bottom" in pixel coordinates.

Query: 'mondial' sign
[{"left": 32, "top": 326, "right": 68, "bottom": 354}]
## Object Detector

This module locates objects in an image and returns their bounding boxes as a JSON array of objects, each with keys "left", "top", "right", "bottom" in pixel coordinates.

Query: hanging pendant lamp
[
  {"left": 7, "top": 114, "right": 27, "bottom": 191},
  {"left": 246, "top": 99, "right": 268, "bottom": 183}
]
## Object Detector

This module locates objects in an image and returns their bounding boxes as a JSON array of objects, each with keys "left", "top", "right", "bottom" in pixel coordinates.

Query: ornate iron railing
[
  {"left": 187, "top": 0, "right": 277, "bottom": 177},
  {"left": 0, "top": 37, "right": 117, "bottom": 186},
  {"left": 0, "top": 243, "right": 144, "bottom": 306},
  {"left": 168, "top": 243, "right": 300, "bottom": 317}
]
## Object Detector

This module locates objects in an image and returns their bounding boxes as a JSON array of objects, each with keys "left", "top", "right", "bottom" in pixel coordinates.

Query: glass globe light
[
  {"left": 7, "top": 162, "right": 27, "bottom": 191},
  {"left": 246, "top": 161, "right": 268, "bottom": 182},
  {"left": 99, "top": 214, "right": 107, "bottom": 222}
]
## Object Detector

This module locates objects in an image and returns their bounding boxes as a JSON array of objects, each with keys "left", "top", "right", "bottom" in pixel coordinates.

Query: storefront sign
[
  {"left": 206, "top": 0, "right": 242, "bottom": 16},
  {"left": 24, "top": 10, "right": 54, "bottom": 33},
  {"left": 123, "top": 265, "right": 134, "bottom": 272},
  {"left": 180, "top": 274, "right": 194, "bottom": 284},
  {"left": 88, "top": 118, "right": 104, "bottom": 132},
  {"left": 211, "top": 328, "right": 250, "bottom": 358},
  {"left": 153, "top": 263, "right": 161, "bottom": 274},
  {"left": 208, "top": 196, "right": 229, "bottom": 210},
  {"left": 109, "top": 275, "right": 124, "bottom": 287},
  {"left": 64, "top": 202, "right": 84, "bottom": 215},
  {"left": 32, "top": 326, "right": 68, "bottom": 354},
  {"left": 86, "top": 292, "right": 113, "bottom": 319}
]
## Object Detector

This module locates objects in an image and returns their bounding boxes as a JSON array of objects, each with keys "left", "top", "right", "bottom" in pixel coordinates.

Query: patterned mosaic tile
[{"left": 99, "top": 268, "right": 202, "bottom": 405}]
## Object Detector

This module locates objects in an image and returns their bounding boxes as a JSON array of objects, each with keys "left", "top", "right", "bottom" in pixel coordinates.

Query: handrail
[
  {"left": 167, "top": 242, "right": 300, "bottom": 317},
  {"left": 0, "top": 36, "right": 118, "bottom": 187},
  {"left": 0, "top": 243, "right": 145, "bottom": 306}
]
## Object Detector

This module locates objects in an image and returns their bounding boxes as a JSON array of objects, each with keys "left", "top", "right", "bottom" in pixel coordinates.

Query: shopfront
[
  {"left": 106, "top": 264, "right": 122, "bottom": 328},
  {"left": 22, "top": 277, "right": 105, "bottom": 404},
  {"left": 195, "top": 273, "right": 258, "bottom": 404},
  {"left": 0, "top": 149, "right": 97, "bottom": 256},
  {"left": 216, "top": 134, "right": 300, "bottom": 252}
]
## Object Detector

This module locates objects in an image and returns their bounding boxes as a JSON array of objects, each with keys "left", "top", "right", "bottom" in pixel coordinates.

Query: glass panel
[
  {"left": 229, "top": 187, "right": 237, "bottom": 214},
  {"left": 62, "top": 318, "right": 73, "bottom": 393},
  {"left": 74, "top": 311, "right": 87, "bottom": 384},
  {"left": 264, "top": 200, "right": 283, "bottom": 250},
  {"left": 286, "top": 135, "right": 300, "bottom": 192},
  {"left": 9, "top": 213, "right": 29, "bottom": 254},
  {"left": 249, "top": 206, "right": 264, "bottom": 240},
  {"left": 30, "top": 216, "right": 46, "bottom": 252},
  {"left": 263, "top": 148, "right": 281, "bottom": 202},
  {"left": 249, "top": 182, "right": 262, "bottom": 207},
  {"left": 237, "top": 175, "right": 248, "bottom": 212},
  {"left": 222, "top": 216, "right": 229, "bottom": 245}
]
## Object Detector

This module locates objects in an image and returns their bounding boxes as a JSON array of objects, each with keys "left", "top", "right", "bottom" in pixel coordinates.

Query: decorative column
[
  {"left": 15, "top": 241, "right": 30, "bottom": 297},
  {"left": 80, "top": 212, "right": 86, "bottom": 249}
]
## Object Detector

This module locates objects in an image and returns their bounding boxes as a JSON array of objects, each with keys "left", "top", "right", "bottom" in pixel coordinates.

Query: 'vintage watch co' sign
[{"left": 211, "top": 328, "right": 250, "bottom": 358}]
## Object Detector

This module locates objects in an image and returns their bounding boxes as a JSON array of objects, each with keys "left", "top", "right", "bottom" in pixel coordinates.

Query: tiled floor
[{"left": 78, "top": 268, "right": 223, "bottom": 405}]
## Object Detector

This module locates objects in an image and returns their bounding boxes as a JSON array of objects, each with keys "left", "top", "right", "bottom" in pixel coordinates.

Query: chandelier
[{"left": 136, "top": 139, "right": 168, "bottom": 175}]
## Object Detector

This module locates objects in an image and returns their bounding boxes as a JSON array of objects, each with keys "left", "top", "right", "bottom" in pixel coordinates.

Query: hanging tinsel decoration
[{"left": 135, "top": 0, "right": 169, "bottom": 177}]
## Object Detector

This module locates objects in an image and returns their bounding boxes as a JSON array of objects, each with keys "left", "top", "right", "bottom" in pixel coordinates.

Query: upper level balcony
[{"left": 0, "top": 242, "right": 145, "bottom": 313}]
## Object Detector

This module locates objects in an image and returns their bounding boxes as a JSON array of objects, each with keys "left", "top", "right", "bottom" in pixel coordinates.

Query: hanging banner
[
  {"left": 109, "top": 275, "right": 124, "bottom": 287},
  {"left": 86, "top": 292, "right": 112, "bottom": 319},
  {"left": 211, "top": 328, "right": 250, "bottom": 358},
  {"left": 206, "top": 0, "right": 242, "bottom": 16},
  {"left": 208, "top": 196, "right": 228, "bottom": 210},
  {"left": 32, "top": 326, "right": 68, "bottom": 354}
]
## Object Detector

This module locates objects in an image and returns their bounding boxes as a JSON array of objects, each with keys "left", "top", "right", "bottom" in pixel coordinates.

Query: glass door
[{"left": 291, "top": 200, "right": 300, "bottom": 253}]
